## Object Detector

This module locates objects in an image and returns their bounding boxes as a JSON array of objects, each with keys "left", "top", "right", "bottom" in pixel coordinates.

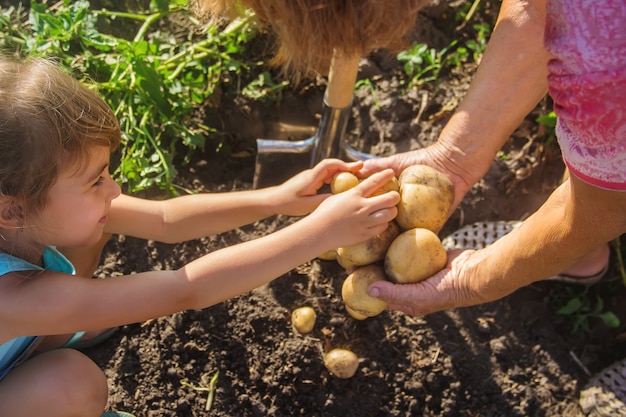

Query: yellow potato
[
  {"left": 370, "top": 176, "right": 399, "bottom": 196},
  {"left": 324, "top": 348, "right": 359, "bottom": 379},
  {"left": 317, "top": 249, "right": 337, "bottom": 261},
  {"left": 331, "top": 171, "right": 359, "bottom": 194},
  {"left": 396, "top": 165, "right": 454, "bottom": 232},
  {"left": 345, "top": 305, "right": 369, "bottom": 320},
  {"left": 384, "top": 228, "right": 447, "bottom": 284},
  {"left": 336, "top": 221, "right": 400, "bottom": 267},
  {"left": 291, "top": 306, "right": 317, "bottom": 334},
  {"left": 341, "top": 264, "right": 388, "bottom": 318}
]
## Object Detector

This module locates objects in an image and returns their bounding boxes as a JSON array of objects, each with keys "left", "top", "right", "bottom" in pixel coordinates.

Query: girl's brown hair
[
  {"left": 0, "top": 56, "right": 121, "bottom": 220},
  {"left": 197, "top": 0, "right": 429, "bottom": 78}
]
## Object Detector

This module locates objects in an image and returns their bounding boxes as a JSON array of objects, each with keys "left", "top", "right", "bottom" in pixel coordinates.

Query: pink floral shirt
[{"left": 545, "top": 0, "right": 626, "bottom": 190}]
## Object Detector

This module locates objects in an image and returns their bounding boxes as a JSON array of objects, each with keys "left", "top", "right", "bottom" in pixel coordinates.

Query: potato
[
  {"left": 370, "top": 176, "right": 399, "bottom": 196},
  {"left": 324, "top": 348, "right": 359, "bottom": 379},
  {"left": 341, "top": 264, "right": 388, "bottom": 318},
  {"left": 396, "top": 165, "right": 454, "bottom": 232},
  {"left": 291, "top": 306, "right": 317, "bottom": 334},
  {"left": 384, "top": 228, "right": 447, "bottom": 284},
  {"left": 317, "top": 249, "right": 337, "bottom": 261},
  {"left": 335, "top": 253, "right": 357, "bottom": 271},
  {"left": 345, "top": 305, "right": 369, "bottom": 320},
  {"left": 336, "top": 221, "right": 400, "bottom": 267},
  {"left": 331, "top": 171, "right": 359, "bottom": 194}
]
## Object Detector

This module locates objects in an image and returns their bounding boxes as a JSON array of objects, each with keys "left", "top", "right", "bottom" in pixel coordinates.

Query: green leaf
[
  {"left": 598, "top": 312, "right": 620, "bottom": 328},
  {"left": 556, "top": 297, "right": 583, "bottom": 315}
]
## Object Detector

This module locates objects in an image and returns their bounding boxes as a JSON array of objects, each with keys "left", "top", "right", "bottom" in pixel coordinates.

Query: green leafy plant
[
  {"left": 355, "top": 78, "right": 380, "bottom": 108},
  {"left": 0, "top": 0, "right": 276, "bottom": 193},
  {"left": 397, "top": 41, "right": 459, "bottom": 87},
  {"left": 181, "top": 371, "right": 220, "bottom": 411},
  {"left": 536, "top": 111, "right": 557, "bottom": 145},
  {"left": 550, "top": 285, "right": 620, "bottom": 335}
]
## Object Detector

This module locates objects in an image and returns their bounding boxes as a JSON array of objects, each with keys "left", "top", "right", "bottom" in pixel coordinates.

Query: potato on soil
[
  {"left": 336, "top": 221, "right": 400, "bottom": 268},
  {"left": 331, "top": 171, "right": 359, "bottom": 194},
  {"left": 324, "top": 348, "right": 359, "bottom": 379},
  {"left": 396, "top": 165, "right": 454, "bottom": 232},
  {"left": 291, "top": 306, "right": 317, "bottom": 334},
  {"left": 384, "top": 228, "right": 447, "bottom": 284},
  {"left": 341, "top": 264, "right": 388, "bottom": 319}
]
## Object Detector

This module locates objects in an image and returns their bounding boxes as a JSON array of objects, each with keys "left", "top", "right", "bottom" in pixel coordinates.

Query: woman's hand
[
  {"left": 365, "top": 249, "right": 490, "bottom": 316},
  {"left": 358, "top": 145, "right": 476, "bottom": 214}
]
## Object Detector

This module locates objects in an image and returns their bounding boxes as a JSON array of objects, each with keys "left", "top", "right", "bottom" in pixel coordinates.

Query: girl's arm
[
  {"left": 0, "top": 170, "right": 399, "bottom": 341},
  {"left": 105, "top": 159, "right": 362, "bottom": 243}
]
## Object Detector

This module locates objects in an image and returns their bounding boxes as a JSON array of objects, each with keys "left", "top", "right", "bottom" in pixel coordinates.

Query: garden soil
[{"left": 88, "top": 2, "right": 626, "bottom": 416}]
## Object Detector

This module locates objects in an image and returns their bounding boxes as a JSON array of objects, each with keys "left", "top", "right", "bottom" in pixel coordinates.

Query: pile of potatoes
[{"left": 328, "top": 165, "right": 454, "bottom": 320}]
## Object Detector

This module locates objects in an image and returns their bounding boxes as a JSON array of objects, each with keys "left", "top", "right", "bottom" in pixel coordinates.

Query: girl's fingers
[{"left": 354, "top": 169, "right": 396, "bottom": 196}]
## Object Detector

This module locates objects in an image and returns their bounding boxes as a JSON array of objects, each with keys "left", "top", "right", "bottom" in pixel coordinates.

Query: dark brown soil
[{"left": 88, "top": 2, "right": 626, "bottom": 416}]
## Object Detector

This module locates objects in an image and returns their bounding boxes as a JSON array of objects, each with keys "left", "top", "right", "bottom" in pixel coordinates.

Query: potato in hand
[
  {"left": 384, "top": 228, "right": 447, "bottom": 284},
  {"left": 396, "top": 165, "right": 454, "bottom": 232},
  {"left": 341, "top": 264, "right": 389, "bottom": 319}
]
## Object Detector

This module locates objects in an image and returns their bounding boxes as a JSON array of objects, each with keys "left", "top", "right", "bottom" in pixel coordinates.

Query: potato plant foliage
[{"left": 0, "top": 0, "right": 272, "bottom": 192}]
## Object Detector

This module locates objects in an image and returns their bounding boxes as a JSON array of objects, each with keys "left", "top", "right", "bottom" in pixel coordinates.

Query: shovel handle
[{"left": 325, "top": 49, "right": 360, "bottom": 109}]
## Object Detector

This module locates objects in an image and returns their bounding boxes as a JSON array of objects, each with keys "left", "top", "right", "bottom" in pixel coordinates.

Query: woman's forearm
[
  {"left": 435, "top": 0, "right": 551, "bottom": 187},
  {"left": 467, "top": 176, "right": 626, "bottom": 302}
]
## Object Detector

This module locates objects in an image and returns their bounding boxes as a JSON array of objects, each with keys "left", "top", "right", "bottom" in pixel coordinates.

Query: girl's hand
[
  {"left": 270, "top": 158, "right": 364, "bottom": 216},
  {"left": 307, "top": 169, "right": 400, "bottom": 250}
]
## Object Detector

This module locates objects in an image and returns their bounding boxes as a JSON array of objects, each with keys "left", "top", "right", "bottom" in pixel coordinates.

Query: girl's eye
[{"left": 93, "top": 176, "right": 105, "bottom": 187}]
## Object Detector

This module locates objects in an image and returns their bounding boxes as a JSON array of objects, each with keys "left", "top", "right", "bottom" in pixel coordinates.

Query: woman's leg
[{"left": 0, "top": 349, "right": 108, "bottom": 417}]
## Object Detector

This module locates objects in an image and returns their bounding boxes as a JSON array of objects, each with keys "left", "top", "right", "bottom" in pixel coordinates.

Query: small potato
[
  {"left": 341, "top": 264, "right": 388, "bottom": 318},
  {"left": 370, "top": 176, "right": 399, "bottom": 196},
  {"left": 291, "top": 306, "right": 317, "bottom": 334},
  {"left": 317, "top": 249, "right": 337, "bottom": 261},
  {"left": 336, "top": 222, "right": 400, "bottom": 268},
  {"left": 331, "top": 171, "right": 359, "bottom": 194},
  {"left": 384, "top": 228, "right": 447, "bottom": 284},
  {"left": 396, "top": 165, "right": 454, "bottom": 232},
  {"left": 324, "top": 348, "right": 359, "bottom": 379}
]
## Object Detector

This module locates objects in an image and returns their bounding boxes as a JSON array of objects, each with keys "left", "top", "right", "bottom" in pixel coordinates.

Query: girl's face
[{"left": 33, "top": 146, "right": 121, "bottom": 248}]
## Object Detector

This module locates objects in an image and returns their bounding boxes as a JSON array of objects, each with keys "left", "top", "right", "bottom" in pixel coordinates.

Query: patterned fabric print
[{"left": 545, "top": 0, "right": 626, "bottom": 190}]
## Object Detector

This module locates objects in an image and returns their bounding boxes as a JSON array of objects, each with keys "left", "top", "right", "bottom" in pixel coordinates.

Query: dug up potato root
[
  {"left": 291, "top": 306, "right": 317, "bottom": 334},
  {"left": 330, "top": 171, "right": 399, "bottom": 196},
  {"left": 336, "top": 221, "right": 400, "bottom": 269},
  {"left": 341, "top": 264, "right": 389, "bottom": 319},
  {"left": 329, "top": 166, "right": 450, "bottom": 317},
  {"left": 384, "top": 228, "right": 447, "bottom": 284},
  {"left": 396, "top": 164, "right": 454, "bottom": 232},
  {"left": 324, "top": 348, "right": 359, "bottom": 379}
]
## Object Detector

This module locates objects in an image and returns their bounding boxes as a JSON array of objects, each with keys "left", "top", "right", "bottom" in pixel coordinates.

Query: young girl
[{"left": 0, "top": 56, "right": 400, "bottom": 417}]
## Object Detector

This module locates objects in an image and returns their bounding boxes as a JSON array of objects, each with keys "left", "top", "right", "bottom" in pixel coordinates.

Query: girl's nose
[{"left": 108, "top": 176, "right": 122, "bottom": 200}]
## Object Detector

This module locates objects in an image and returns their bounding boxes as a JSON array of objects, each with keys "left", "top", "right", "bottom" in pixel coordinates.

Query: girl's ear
[{"left": 0, "top": 196, "right": 23, "bottom": 228}]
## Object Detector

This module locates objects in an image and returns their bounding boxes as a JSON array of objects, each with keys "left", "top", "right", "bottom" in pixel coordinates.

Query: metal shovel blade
[
  {"left": 252, "top": 51, "right": 376, "bottom": 189},
  {"left": 253, "top": 101, "right": 349, "bottom": 188}
]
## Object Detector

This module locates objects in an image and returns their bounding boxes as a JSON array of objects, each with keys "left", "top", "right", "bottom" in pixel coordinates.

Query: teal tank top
[{"left": 0, "top": 247, "right": 75, "bottom": 380}]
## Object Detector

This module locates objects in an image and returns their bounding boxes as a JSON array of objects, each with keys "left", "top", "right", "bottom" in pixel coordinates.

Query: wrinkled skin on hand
[
  {"left": 358, "top": 144, "right": 480, "bottom": 215},
  {"left": 366, "top": 249, "right": 491, "bottom": 317}
]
